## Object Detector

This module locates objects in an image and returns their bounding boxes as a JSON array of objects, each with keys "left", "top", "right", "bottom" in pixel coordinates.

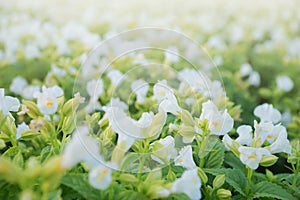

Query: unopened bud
[
  {"left": 260, "top": 155, "right": 278, "bottom": 167},
  {"left": 217, "top": 188, "right": 232, "bottom": 199},
  {"left": 22, "top": 100, "right": 42, "bottom": 119},
  {"left": 119, "top": 174, "right": 138, "bottom": 183},
  {"left": 197, "top": 167, "right": 208, "bottom": 184},
  {"left": 213, "top": 174, "right": 225, "bottom": 189}
]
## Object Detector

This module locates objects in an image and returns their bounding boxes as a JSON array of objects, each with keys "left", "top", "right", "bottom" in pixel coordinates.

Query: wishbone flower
[
  {"left": 254, "top": 103, "right": 281, "bottom": 124},
  {"left": 0, "top": 88, "right": 20, "bottom": 116},
  {"left": 174, "top": 145, "right": 196, "bottom": 169},
  {"left": 33, "top": 85, "right": 63, "bottom": 115},
  {"left": 171, "top": 168, "right": 202, "bottom": 200},
  {"left": 238, "top": 146, "right": 271, "bottom": 170}
]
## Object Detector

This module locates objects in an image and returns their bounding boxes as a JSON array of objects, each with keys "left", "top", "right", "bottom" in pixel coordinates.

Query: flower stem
[
  {"left": 292, "top": 161, "right": 299, "bottom": 187},
  {"left": 246, "top": 167, "right": 253, "bottom": 195}
]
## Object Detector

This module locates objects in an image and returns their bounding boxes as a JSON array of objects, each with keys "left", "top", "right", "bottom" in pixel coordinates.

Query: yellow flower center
[
  {"left": 45, "top": 101, "right": 54, "bottom": 108},
  {"left": 158, "top": 92, "right": 164, "bottom": 97},
  {"left": 247, "top": 155, "right": 256, "bottom": 159},
  {"left": 101, "top": 169, "right": 108, "bottom": 175},
  {"left": 212, "top": 121, "right": 221, "bottom": 131},
  {"left": 179, "top": 158, "right": 184, "bottom": 163},
  {"left": 267, "top": 135, "right": 272, "bottom": 139},
  {"left": 97, "top": 176, "right": 103, "bottom": 182}
]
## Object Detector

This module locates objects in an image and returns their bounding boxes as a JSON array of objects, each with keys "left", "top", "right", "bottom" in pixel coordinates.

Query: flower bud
[
  {"left": 62, "top": 116, "right": 76, "bottom": 135},
  {"left": 197, "top": 167, "right": 208, "bottom": 184},
  {"left": 178, "top": 125, "right": 196, "bottom": 138},
  {"left": 167, "top": 170, "right": 176, "bottom": 182},
  {"left": 0, "top": 139, "right": 6, "bottom": 150},
  {"left": 181, "top": 109, "right": 194, "bottom": 126},
  {"left": 217, "top": 188, "right": 232, "bottom": 199},
  {"left": 260, "top": 155, "right": 278, "bottom": 167},
  {"left": 22, "top": 100, "right": 42, "bottom": 119},
  {"left": 119, "top": 174, "right": 138, "bottom": 183},
  {"left": 213, "top": 174, "right": 225, "bottom": 189}
]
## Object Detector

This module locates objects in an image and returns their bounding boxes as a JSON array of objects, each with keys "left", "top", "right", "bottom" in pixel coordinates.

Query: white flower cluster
[{"left": 223, "top": 103, "right": 292, "bottom": 169}]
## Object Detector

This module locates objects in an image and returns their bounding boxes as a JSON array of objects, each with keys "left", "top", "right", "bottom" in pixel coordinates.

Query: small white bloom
[
  {"left": 88, "top": 165, "right": 112, "bottom": 190},
  {"left": 174, "top": 145, "right": 196, "bottom": 169},
  {"left": 240, "top": 63, "right": 253, "bottom": 77},
  {"left": 10, "top": 76, "right": 28, "bottom": 95},
  {"left": 248, "top": 71, "right": 261, "bottom": 87},
  {"left": 34, "top": 86, "right": 64, "bottom": 115},
  {"left": 171, "top": 168, "right": 202, "bottom": 200},
  {"left": 222, "top": 134, "right": 233, "bottom": 150},
  {"left": 131, "top": 79, "right": 149, "bottom": 104},
  {"left": 22, "top": 85, "right": 40, "bottom": 99},
  {"left": 254, "top": 120, "right": 274, "bottom": 145},
  {"left": 208, "top": 110, "right": 234, "bottom": 135},
  {"left": 24, "top": 44, "right": 40, "bottom": 59},
  {"left": 269, "top": 128, "right": 292, "bottom": 154},
  {"left": 86, "top": 79, "right": 104, "bottom": 100},
  {"left": 236, "top": 125, "right": 253, "bottom": 146},
  {"left": 153, "top": 80, "right": 172, "bottom": 102},
  {"left": 276, "top": 75, "right": 294, "bottom": 92},
  {"left": 199, "top": 100, "right": 219, "bottom": 120},
  {"left": 107, "top": 69, "right": 127, "bottom": 86},
  {"left": 254, "top": 103, "right": 281, "bottom": 123},
  {"left": 165, "top": 46, "right": 179, "bottom": 63},
  {"left": 16, "top": 122, "right": 30, "bottom": 140},
  {"left": 62, "top": 126, "right": 103, "bottom": 169},
  {"left": 159, "top": 92, "right": 182, "bottom": 116},
  {"left": 151, "top": 136, "right": 177, "bottom": 164},
  {"left": 169, "top": 123, "right": 179, "bottom": 132},
  {"left": 238, "top": 146, "right": 271, "bottom": 169},
  {"left": 105, "top": 107, "right": 166, "bottom": 151},
  {"left": 0, "top": 88, "right": 20, "bottom": 116},
  {"left": 51, "top": 64, "right": 67, "bottom": 77}
]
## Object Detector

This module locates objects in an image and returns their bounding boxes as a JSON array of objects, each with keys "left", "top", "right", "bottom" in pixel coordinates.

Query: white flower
[
  {"left": 171, "top": 168, "right": 201, "bottom": 200},
  {"left": 16, "top": 122, "right": 30, "bottom": 140},
  {"left": 131, "top": 79, "right": 149, "bottom": 104},
  {"left": 88, "top": 165, "right": 112, "bottom": 190},
  {"left": 0, "top": 88, "right": 20, "bottom": 116},
  {"left": 105, "top": 107, "right": 166, "bottom": 151},
  {"left": 254, "top": 103, "right": 281, "bottom": 123},
  {"left": 240, "top": 63, "right": 253, "bottom": 77},
  {"left": 87, "top": 79, "right": 104, "bottom": 100},
  {"left": 269, "top": 128, "right": 292, "bottom": 154},
  {"left": 10, "top": 76, "right": 28, "bottom": 95},
  {"left": 164, "top": 46, "right": 179, "bottom": 63},
  {"left": 85, "top": 98, "right": 102, "bottom": 113},
  {"left": 238, "top": 146, "right": 271, "bottom": 169},
  {"left": 236, "top": 125, "right": 253, "bottom": 146},
  {"left": 248, "top": 71, "right": 261, "bottom": 87},
  {"left": 34, "top": 86, "right": 64, "bottom": 115},
  {"left": 151, "top": 136, "right": 177, "bottom": 164},
  {"left": 200, "top": 100, "right": 219, "bottom": 120},
  {"left": 200, "top": 100, "right": 234, "bottom": 135},
  {"left": 208, "top": 110, "right": 234, "bottom": 135},
  {"left": 107, "top": 69, "right": 127, "bottom": 86},
  {"left": 153, "top": 80, "right": 172, "bottom": 102},
  {"left": 51, "top": 64, "right": 67, "bottom": 77},
  {"left": 222, "top": 134, "right": 233, "bottom": 150},
  {"left": 62, "top": 126, "right": 103, "bottom": 169},
  {"left": 159, "top": 92, "right": 182, "bottom": 116},
  {"left": 254, "top": 120, "right": 274, "bottom": 145},
  {"left": 98, "top": 98, "right": 128, "bottom": 125},
  {"left": 276, "top": 75, "right": 294, "bottom": 92},
  {"left": 22, "top": 85, "right": 40, "bottom": 99},
  {"left": 24, "top": 44, "right": 40, "bottom": 59},
  {"left": 174, "top": 145, "right": 196, "bottom": 169}
]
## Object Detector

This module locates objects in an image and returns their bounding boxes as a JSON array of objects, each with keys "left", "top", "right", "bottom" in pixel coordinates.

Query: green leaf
[
  {"left": 120, "top": 153, "right": 141, "bottom": 173},
  {"left": 61, "top": 174, "right": 103, "bottom": 200},
  {"left": 203, "top": 140, "right": 225, "bottom": 169},
  {"left": 224, "top": 152, "right": 246, "bottom": 172},
  {"left": 19, "top": 130, "right": 39, "bottom": 141},
  {"left": 3, "top": 146, "right": 19, "bottom": 157},
  {"left": 48, "top": 189, "right": 62, "bottom": 200},
  {"left": 205, "top": 168, "right": 246, "bottom": 196},
  {"left": 116, "top": 190, "right": 149, "bottom": 200},
  {"left": 253, "top": 181, "right": 296, "bottom": 200}
]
